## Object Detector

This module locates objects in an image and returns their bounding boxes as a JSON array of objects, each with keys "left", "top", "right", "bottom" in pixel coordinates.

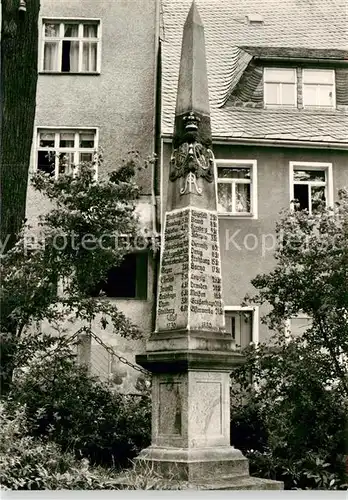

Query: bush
[
  {"left": 246, "top": 449, "right": 347, "bottom": 490},
  {"left": 9, "top": 336, "right": 151, "bottom": 469},
  {"left": 230, "top": 338, "right": 348, "bottom": 490},
  {"left": 0, "top": 401, "right": 120, "bottom": 490}
]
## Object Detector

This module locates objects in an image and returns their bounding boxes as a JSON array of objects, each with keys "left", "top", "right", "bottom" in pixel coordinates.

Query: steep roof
[{"left": 161, "top": 0, "right": 348, "bottom": 145}]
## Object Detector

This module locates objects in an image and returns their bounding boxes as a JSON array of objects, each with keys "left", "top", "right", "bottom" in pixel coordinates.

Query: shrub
[
  {"left": 9, "top": 336, "right": 151, "bottom": 469},
  {"left": 0, "top": 401, "right": 121, "bottom": 490},
  {"left": 230, "top": 338, "right": 348, "bottom": 490}
]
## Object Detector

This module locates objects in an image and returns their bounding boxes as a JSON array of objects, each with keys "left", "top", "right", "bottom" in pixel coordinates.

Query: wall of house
[
  {"left": 25, "top": 0, "right": 160, "bottom": 387},
  {"left": 161, "top": 142, "right": 348, "bottom": 342},
  {"left": 27, "top": 0, "right": 159, "bottom": 222},
  {"left": 30, "top": 0, "right": 159, "bottom": 187}
]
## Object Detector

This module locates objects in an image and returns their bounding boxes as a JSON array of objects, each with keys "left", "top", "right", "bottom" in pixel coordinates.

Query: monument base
[
  {"left": 129, "top": 354, "right": 283, "bottom": 490},
  {"left": 114, "top": 446, "right": 282, "bottom": 490},
  {"left": 135, "top": 445, "right": 249, "bottom": 480}
]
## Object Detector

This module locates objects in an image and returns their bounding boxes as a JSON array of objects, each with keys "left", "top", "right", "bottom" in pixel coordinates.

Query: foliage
[
  {"left": 244, "top": 189, "right": 348, "bottom": 396},
  {"left": 1, "top": 151, "right": 155, "bottom": 392},
  {"left": 247, "top": 449, "right": 347, "bottom": 490},
  {"left": 117, "top": 460, "right": 186, "bottom": 490},
  {"left": 230, "top": 193, "right": 348, "bottom": 489},
  {"left": 230, "top": 337, "right": 347, "bottom": 490},
  {"left": 0, "top": 400, "right": 122, "bottom": 490},
  {"left": 9, "top": 334, "right": 151, "bottom": 469},
  {"left": 1, "top": 152, "right": 148, "bottom": 333}
]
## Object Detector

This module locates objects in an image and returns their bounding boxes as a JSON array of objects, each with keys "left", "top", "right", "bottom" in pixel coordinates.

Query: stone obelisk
[{"left": 136, "top": 1, "right": 282, "bottom": 490}]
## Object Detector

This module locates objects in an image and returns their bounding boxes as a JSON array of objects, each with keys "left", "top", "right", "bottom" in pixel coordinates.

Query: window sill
[
  {"left": 263, "top": 104, "right": 297, "bottom": 109},
  {"left": 302, "top": 105, "right": 336, "bottom": 110},
  {"left": 95, "top": 296, "right": 148, "bottom": 302},
  {"left": 218, "top": 213, "right": 257, "bottom": 220},
  {"left": 39, "top": 71, "right": 100, "bottom": 76}
]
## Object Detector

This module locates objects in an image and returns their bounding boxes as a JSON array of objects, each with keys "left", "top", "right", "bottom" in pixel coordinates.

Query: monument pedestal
[{"left": 134, "top": 350, "right": 283, "bottom": 490}]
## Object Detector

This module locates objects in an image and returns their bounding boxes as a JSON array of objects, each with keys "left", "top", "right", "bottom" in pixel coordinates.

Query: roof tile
[{"left": 162, "top": 0, "right": 348, "bottom": 144}]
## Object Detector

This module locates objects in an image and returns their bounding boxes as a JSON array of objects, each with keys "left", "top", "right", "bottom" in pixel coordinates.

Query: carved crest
[{"left": 170, "top": 141, "right": 214, "bottom": 195}]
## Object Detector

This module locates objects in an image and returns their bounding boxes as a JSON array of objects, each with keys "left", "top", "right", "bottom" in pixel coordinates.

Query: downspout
[{"left": 150, "top": 1, "right": 162, "bottom": 333}]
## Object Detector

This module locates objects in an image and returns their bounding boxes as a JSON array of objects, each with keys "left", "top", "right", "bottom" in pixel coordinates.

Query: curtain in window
[
  {"left": 69, "top": 41, "right": 79, "bottom": 72},
  {"left": 82, "top": 25, "right": 97, "bottom": 72},
  {"left": 236, "top": 184, "right": 251, "bottom": 212},
  {"left": 217, "top": 184, "right": 232, "bottom": 212},
  {"left": 43, "top": 42, "right": 58, "bottom": 70}
]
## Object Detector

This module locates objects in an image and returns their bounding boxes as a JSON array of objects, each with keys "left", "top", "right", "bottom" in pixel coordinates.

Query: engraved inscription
[
  {"left": 189, "top": 209, "right": 224, "bottom": 331},
  {"left": 156, "top": 207, "right": 225, "bottom": 333},
  {"left": 156, "top": 209, "right": 190, "bottom": 331}
]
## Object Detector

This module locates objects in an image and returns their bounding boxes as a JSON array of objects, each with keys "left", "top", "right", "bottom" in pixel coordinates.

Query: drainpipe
[{"left": 150, "top": 2, "right": 161, "bottom": 333}]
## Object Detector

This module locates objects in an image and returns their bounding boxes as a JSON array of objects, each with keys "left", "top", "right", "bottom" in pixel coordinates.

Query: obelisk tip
[{"left": 185, "top": 0, "right": 204, "bottom": 28}]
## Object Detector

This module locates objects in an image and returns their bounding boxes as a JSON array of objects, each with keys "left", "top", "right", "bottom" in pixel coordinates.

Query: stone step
[
  {"left": 192, "top": 476, "right": 283, "bottom": 490},
  {"left": 113, "top": 474, "right": 283, "bottom": 490}
]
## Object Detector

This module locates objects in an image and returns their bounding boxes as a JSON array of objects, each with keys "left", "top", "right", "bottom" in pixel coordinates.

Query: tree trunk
[
  {"left": 1, "top": 0, "right": 40, "bottom": 394},
  {"left": 1, "top": 0, "right": 40, "bottom": 253}
]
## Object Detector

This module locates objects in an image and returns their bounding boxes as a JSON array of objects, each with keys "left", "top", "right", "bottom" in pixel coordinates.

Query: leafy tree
[
  {"left": 245, "top": 188, "right": 348, "bottom": 396},
  {"left": 0, "top": 152, "right": 155, "bottom": 393},
  {"left": 230, "top": 190, "right": 348, "bottom": 489},
  {"left": 1, "top": 0, "right": 41, "bottom": 252}
]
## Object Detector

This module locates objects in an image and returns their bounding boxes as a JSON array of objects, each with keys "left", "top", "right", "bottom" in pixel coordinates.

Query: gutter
[
  {"left": 253, "top": 56, "right": 348, "bottom": 66},
  {"left": 161, "top": 134, "right": 348, "bottom": 151}
]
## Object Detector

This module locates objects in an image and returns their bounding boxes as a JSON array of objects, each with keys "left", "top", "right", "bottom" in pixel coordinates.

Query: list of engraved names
[{"left": 156, "top": 207, "right": 225, "bottom": 332}]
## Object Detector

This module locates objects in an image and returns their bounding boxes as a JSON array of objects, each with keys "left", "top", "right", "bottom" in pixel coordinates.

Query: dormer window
[
  {"left": 264, "top": 68, "right": 297, "bottom": 107},
  {"left": 302, "top": 69, "right": 335, "bottom": 108},
  {"left": 246, "top": 14, "right": 264, "bottom": 25}
]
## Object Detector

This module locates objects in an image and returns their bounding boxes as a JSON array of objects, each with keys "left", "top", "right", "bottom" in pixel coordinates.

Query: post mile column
[{"left": 135, "top": 1, "right": 282, "bottom": 490}]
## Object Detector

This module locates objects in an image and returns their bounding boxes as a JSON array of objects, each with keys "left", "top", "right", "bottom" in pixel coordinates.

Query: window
[
  {"left": 290, "top": 162, "right": 333, "bottom": 214},
  {"left": 42, "top": 20, "right": 100, "bottom": 73},
  {"left": 264, "top": 68, "right": 297, "bottom": 106},
  {"left": 225, "top": 309, "right": 254, "bottom": 349},
  {"left": 285, "top": 314, "right": 312, "bottom": 339},
  {"left": 89, "top": 253, "right": 148, "bottom": 299},
  {"left": 303, "top": 69, "right": 335, "bottom": 108},
  {"left": 36, "top": 128, "right": 97, "bottom": 178},
  {"left": 216, "top": 160, "right": 257, "bottom": 217}
]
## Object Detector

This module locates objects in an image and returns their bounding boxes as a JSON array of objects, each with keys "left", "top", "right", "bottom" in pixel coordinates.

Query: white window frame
[
  {"left": 284, "top": 313, "right": 312, "bottom": 342},
  {"left": 264, "top": 68, "right": 297, "bottom": 107},
  {"left": 224, "top": 306, "right": 259, "bottom": 345},
  {"left": 289, "top": 161, "right": 333, "bottom": 214},
  {"left": 302, "top": 69, "right": 335, "bottom": 109},
  {"left": 40, "top": 17, "right": 101, "bottom": 74},
  {"left": 215, "top": 159, "right": 258, "bottom": 219},
  {"left": 35, "top": 126, "right": 99, "bottom": 179}
]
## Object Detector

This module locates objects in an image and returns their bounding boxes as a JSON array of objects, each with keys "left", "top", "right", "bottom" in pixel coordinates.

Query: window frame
[
  {"left": 263, "top": 67, "right": 297, "bottom": 108},
  {"left": 35, "top": 126, "right": 99, "bottom": 179},
  {"left": 302, "top": 69, "right": 336, "bottom": 109},
  {"left": 284, "top": 313, "right": 312, "bottom": 341},
  {"left": 224, "top": 306, "right": 259, "bottom": 346},
  {"left": 88, "top": 251, "right": 149, "bottom": 301},
  {"left": 40, "top": 17, "right": 102, "bottom": 74},
  {"left": 215, "top": 159, "right": 258, "bottom": 219},
  {"left": 289, "top": 161, "right": 333, "bottom": 214}
]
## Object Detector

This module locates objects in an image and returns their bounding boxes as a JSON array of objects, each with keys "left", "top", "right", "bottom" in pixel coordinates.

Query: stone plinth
[
  {"left": 134, "top": 369, "right": 250, "bottom": 486},
  {"left": 134, "top": 353, "right": 282, "bottom": 489}
]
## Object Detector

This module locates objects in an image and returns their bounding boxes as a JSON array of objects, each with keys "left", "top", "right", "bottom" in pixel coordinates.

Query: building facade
[
  {"left": 25, "top": 0, "right": 160, "bottom": 392},
  {"left": 27, "top": 0, "right": 348, "bottom": 390}
]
